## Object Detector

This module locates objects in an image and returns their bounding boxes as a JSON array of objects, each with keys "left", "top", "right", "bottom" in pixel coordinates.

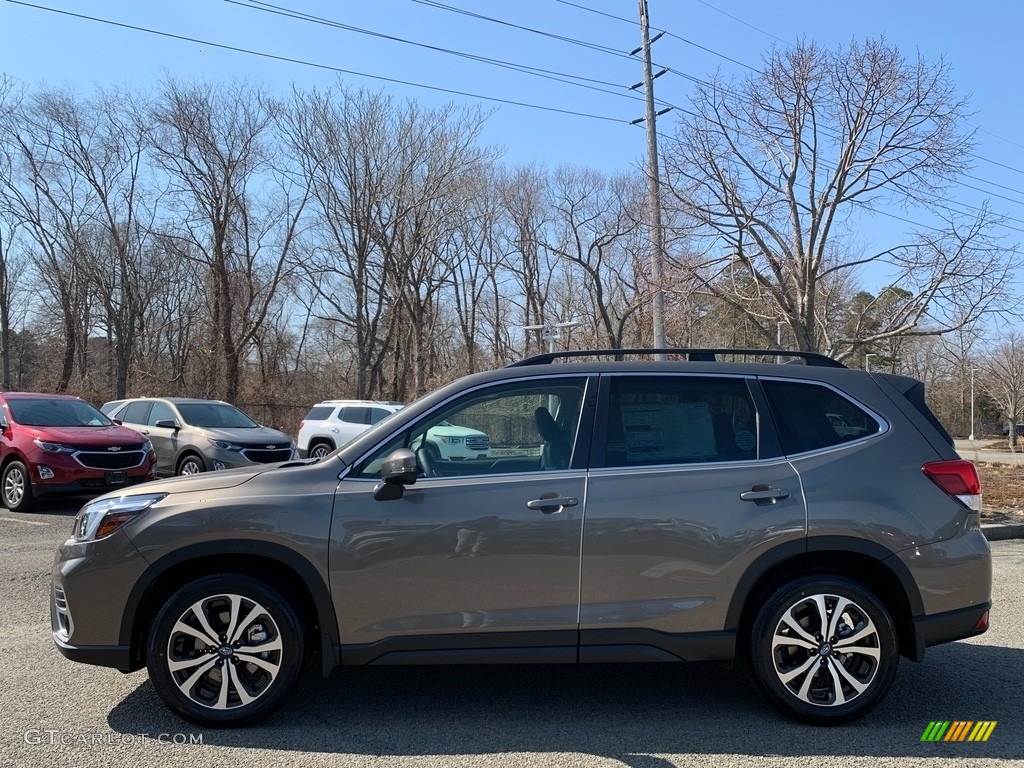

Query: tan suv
[{"left": 56, "top": 350, "right": 991, "bottom": 727}]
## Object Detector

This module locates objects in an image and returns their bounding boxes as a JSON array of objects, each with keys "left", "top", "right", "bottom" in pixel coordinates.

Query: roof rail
[{"left": 507, "top": 348, "right": 846, "bottom": 368}]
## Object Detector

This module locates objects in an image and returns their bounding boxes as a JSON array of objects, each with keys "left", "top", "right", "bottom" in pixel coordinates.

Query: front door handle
[
  {"left": 526, "top": 496, "right": 579, "bottom": 514},
  {"left": 740, "top": 485, "right": 790, "bottom": 505},
  {"left": 140, "top": 430, "right": 150, "bottom": 435}
]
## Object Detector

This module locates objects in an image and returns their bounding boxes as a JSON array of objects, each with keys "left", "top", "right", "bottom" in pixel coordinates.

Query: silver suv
[
  {"left": 56, "top": 350, "right": 991, "bottom": 727},
  {"left": 104, "top": 398, "right": 295, "bottom": 476}
]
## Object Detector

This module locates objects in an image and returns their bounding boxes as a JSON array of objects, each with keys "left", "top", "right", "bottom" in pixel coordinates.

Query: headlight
[
  {"left": 34, "top": 439, "right": 76, "bottom": 454},
  {"left": 73, "top": 493, "right": 167, "bottom": 542},
  {"left": 142, "top": 439, "right": 154, "bottom": 453},
  {"left": 440, "top": 436, "right": 463, "bottom": 445},
  {"left": 207, "top": 438, "right": 243, "bottom": 451}
]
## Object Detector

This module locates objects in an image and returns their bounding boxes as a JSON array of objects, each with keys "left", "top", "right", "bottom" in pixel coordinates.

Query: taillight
[
  {"left": 922, "top": 459, "right": 982, "bottom": 512},
  {"left": 298, "top": 420, "right": 305, "bottom": 432}
]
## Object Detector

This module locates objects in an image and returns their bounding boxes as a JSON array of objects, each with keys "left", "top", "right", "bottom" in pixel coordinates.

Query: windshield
[
  {"left": 8, "top": 398, "right": 112, "bottom": 427},
  {"left": 176, "top": 403, "right": 260, "bottom": 429}
]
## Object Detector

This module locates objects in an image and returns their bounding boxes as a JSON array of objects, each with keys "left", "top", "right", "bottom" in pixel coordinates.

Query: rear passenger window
[
  {"left": 603, "top": 376, "right": 757, "bottom": 467},
  {"left": 762, "top": 380, "right": 880, "bottom": 455}
]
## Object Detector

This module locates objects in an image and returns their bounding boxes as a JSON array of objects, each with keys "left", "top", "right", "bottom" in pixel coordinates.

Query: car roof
[
  {"left": 1, "top": 391, "right": 83, "bottom": 400},
  {"left": 112, "top": 397, "right": 231, "bottom": 405},
  {"left": 314, "top": 400, "right": 403, "bottom": 406}
]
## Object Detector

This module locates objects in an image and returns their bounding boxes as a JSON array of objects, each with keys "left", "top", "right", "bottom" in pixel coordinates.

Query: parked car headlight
[
  {"left": 33, "top": 439, "right": 76, "bottom": 454},
  {"left": 142, "top": 439, "right": 154, "bottom": 453},
  {"left": 440, "top": 436, "right": 463, "bottom": 444},
  {"left": 207, "top": 438, "right": 243, "bottom": 451},
  {"left": 73, "top": 493, "right": 167, "bottom": 542}
]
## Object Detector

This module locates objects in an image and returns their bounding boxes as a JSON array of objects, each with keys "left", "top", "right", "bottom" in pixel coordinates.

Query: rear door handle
[
  {"left": 740, "top": 485, "right": 790, "bottom": 505},
  {"left": 140, "top": 430, "right": 150, "bottom": 435},
  {"left": 526, "top": 496, "right": 579, "bottom": 514}
]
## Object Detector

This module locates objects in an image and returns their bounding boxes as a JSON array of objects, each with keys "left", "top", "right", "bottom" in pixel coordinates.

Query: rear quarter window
[
  {"left": 304, "top": 406, "right": 335, "bottom": 421},
  {"left": 762, "top": 380, "right": 880, "bottom": 455}
]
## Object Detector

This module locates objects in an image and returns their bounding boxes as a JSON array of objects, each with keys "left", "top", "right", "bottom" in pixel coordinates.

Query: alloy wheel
[
  {"left": 165, "top": 593, "right": 283, "bottom": 711},
  {"left": 4, "top": 466, "right": 25, "bottom": 507},
  {"left": 771, "top": 592, "right": 881, "bottom": 708}
]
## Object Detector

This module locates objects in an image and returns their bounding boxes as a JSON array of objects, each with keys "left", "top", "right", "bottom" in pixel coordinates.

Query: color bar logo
[{"left": 921, "top": 721, "right": 997, "bottom": 742}]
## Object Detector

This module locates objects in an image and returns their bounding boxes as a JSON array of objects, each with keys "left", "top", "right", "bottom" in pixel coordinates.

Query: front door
[{"left": 329, "top": 375, "right": 593, "bottom": 664}]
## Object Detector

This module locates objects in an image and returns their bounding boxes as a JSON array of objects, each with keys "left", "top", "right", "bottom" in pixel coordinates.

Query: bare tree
[
  {"left": 151, "top": 79, "right": 308, "bottom": 402},
  {"left": 545, "top": 167, "right": 648, "bottom": 349},
  {"left": 663, "top": 39, "right": 1020, "bottom": 360},
  {"left": 980, "top": 333, "right": 1024, "bottom": 448}
]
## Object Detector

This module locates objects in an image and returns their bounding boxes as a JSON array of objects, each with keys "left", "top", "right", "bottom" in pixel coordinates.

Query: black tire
[
  {"left": 177, "top": 454, "right": 205, "bottom": 476},
  {"left": 2, "top": 460, "right": 35, "bottom": 512},
  {"left": 748, "top": 575, "right": 899, "bottom": 725},
  {"left": 308, "top": 441, "right": 334, "bottom": 460},
  {"left": 146, "top": 574, "right": 305, "bottom": 727}
]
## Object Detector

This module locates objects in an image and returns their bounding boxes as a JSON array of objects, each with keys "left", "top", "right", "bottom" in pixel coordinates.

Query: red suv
[{"left": 0, "top": 392, "right": 156, "bottom": 512}]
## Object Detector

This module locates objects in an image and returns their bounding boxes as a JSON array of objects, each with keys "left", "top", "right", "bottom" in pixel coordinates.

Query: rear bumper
[{"left": 914, "top": 602, "right": 990, "bottom": 653}]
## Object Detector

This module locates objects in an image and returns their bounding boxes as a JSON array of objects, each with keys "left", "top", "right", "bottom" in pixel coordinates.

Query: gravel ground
[{"left": 1, "top": 502, "right": 1021, "bottom": 768}]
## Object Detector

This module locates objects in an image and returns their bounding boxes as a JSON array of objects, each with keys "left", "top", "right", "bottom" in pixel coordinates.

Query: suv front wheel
[
  {"left": 2, "top": 460, "right": 34, "bottom": 512},
  {"left": 748, "top": 575, "right": 899, "bottom": 724},
  {"left": 146, "top": 575, "right": 305, "bottom": 727}
]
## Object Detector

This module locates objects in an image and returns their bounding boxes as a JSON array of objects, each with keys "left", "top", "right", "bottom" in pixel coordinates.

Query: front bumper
[
  {"left": 51, "top": 530, "right": 152, "bottom": 672},
  {"left": 52, "top": 632, "right": 133, "bottom": 671},
  {"left": 34, "top": 474, "right": 153, "bottom": 499}
]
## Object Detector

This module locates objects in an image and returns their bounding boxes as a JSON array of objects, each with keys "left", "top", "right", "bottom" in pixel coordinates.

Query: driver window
[{"left": 356, "top": 378, "right": 588, "bottom": 479}]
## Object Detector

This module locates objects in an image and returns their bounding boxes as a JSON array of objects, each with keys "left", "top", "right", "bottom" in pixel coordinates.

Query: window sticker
[{"left": 621, "top": 402, "right": 716, "bottom": 462}]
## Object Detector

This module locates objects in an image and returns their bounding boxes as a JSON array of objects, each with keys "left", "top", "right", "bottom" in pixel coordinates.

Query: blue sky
[{"left": 4, "top": 0, "right": 1024, "bottom": 280}]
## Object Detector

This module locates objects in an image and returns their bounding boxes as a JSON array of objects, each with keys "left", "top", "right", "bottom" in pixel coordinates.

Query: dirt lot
[{"left": 976, "top": 462, "right": 1024, "bottom": 523}]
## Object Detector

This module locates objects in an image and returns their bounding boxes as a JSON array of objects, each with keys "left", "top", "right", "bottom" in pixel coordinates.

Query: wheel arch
[
  {"left": 308, "top": 436, "right": 336, "bottom": 452},
  {"left": 726, "top": 536, "right": 924, "bottom": 662},
  {"left": 122, "top": 540, "right": 339, "bottom": 675}
]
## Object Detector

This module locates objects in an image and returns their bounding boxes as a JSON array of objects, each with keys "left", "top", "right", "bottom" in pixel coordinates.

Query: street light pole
[
  {"left": 523, "top": 321, "right": 583, "bottom": 355},
  {"left": 969, "top": 367, "right": 977, "bottom": 441},
  {"left": 865, "top": 353, "right": 878, "bottom": 372}
]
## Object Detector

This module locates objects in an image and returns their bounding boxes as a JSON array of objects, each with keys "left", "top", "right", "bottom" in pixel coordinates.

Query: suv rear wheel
[
  {"left": 748, "top": 575, "right": 899, "bottom": 724},
  {"left": 2, "top": 460, "right": 34, "bottom": 512},
  {"left": 146, "top": 575, "right": 304, "bottom": 727}
]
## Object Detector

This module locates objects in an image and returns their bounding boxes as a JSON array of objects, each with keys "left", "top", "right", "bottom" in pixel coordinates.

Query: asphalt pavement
[{"left": 1, "top": 501, "right": 1022, "bottom": 768}]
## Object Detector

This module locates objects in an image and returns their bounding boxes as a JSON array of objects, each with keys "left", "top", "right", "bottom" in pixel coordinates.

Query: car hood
[
  {"left": 430, "top": 425, "right": 488, "bottom": 439},
  {"left": 120, "top": 465, "right": 267, "bottom": 495},
  {"left": 199, "top": 426, "right": 293, "bottom": 445},
  {"left": 26, "top": 424, "right": 148, "bottom": 446}
]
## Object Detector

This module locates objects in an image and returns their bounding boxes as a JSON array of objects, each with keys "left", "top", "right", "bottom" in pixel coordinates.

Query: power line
[
  {"left": 553, "top": 0, "right": 759, "bottom": 72},
  {"left": 3, "top": 0, "right": 629, "bottom": 124},
  {"left": 692, "top": 0, "right": 790, "bottom": 45},
  {"left": 4, "top": 0, "right": 1019, "bottom": 239},
  {"left": 227, "top": 0, "right": 653, "bottom": 108}
]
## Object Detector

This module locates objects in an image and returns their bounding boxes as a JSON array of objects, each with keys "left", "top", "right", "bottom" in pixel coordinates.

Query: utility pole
[{"left": 631, "top": 0, "right": 670, "bottom": 357}]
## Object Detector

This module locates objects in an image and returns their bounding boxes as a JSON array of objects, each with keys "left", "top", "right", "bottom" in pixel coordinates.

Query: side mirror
[
  {"left": 154, "top": 419, "right": 180, "bottom": 431},
  {"left": 112, "top": 419, "right": 123, "bottom": 425},
  {"left": 373, "top": 448, "right": 419, "bottom": 501}
]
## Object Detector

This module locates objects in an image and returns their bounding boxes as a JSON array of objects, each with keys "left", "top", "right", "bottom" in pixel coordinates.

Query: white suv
[
  {"left": 298, "top": 401, "right": 404, "bottom": 459},
  {"left": 298, "top": 400, "right": 491, "bottom": 461}
]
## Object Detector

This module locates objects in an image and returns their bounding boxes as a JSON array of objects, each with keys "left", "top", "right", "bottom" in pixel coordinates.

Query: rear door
[{"left": 579, "top": 373, "right": 805, "bottom": 659}]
